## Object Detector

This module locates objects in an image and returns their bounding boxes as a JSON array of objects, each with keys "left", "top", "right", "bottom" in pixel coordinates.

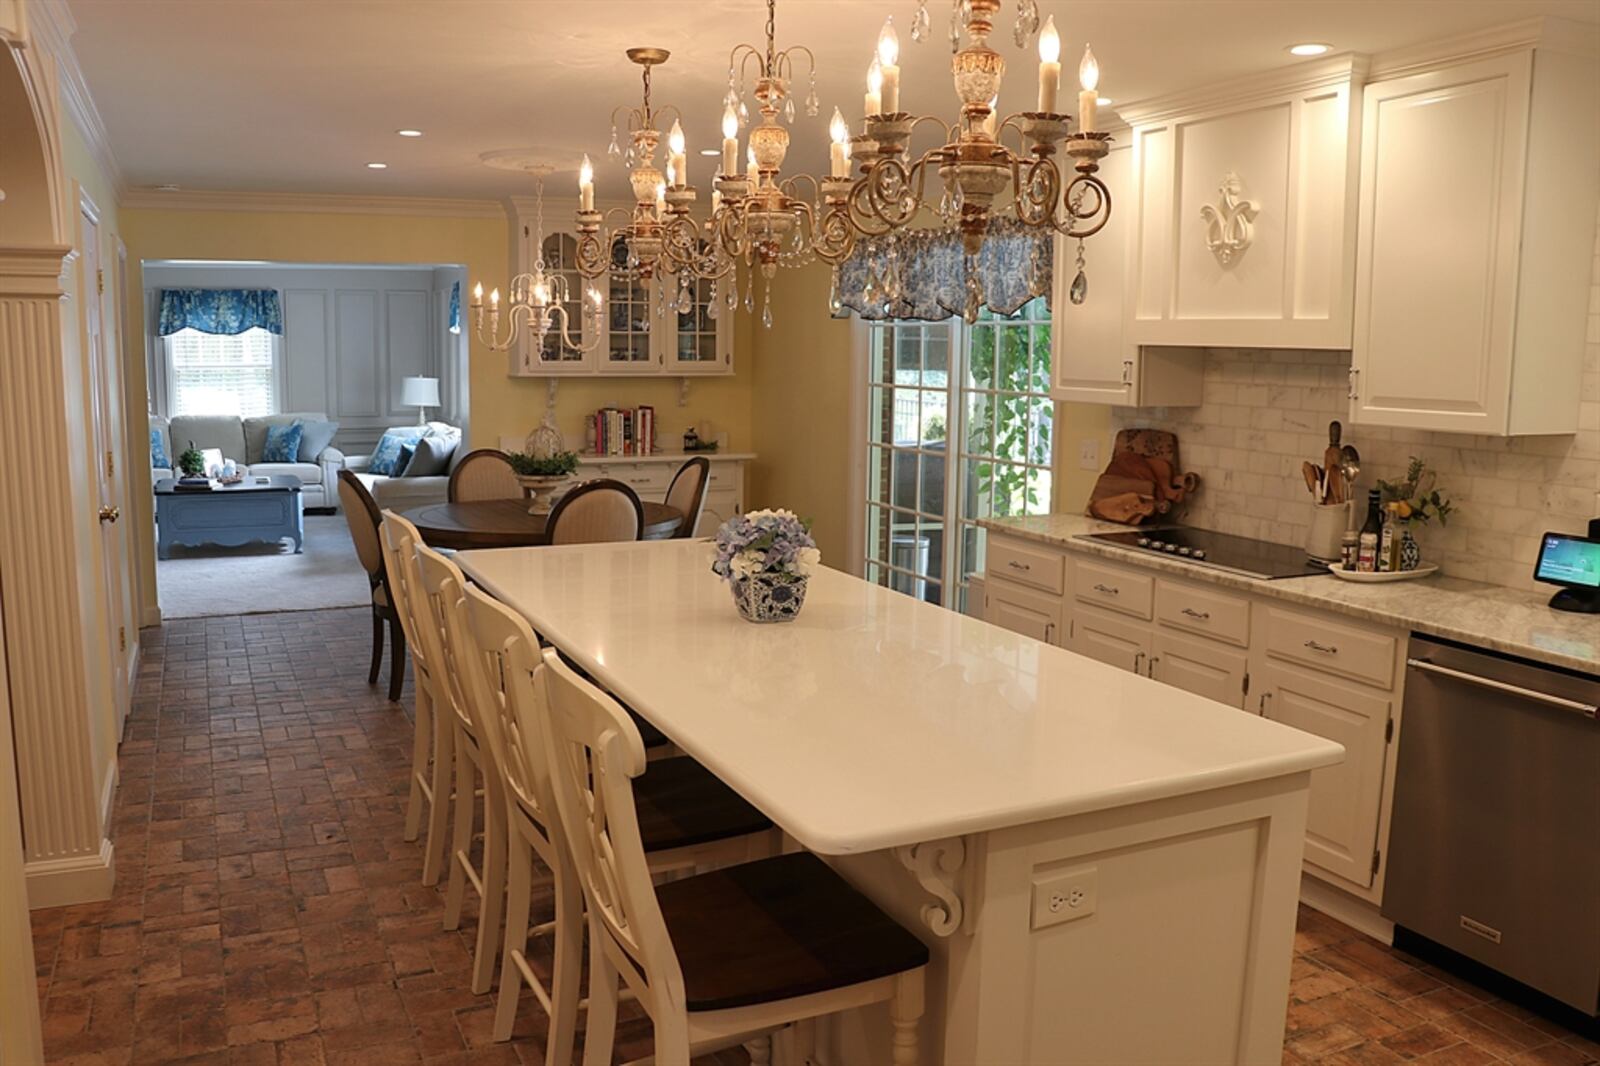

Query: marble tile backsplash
[{"left": 1109, "top": 226, "right": 1600, "bottom": 593}]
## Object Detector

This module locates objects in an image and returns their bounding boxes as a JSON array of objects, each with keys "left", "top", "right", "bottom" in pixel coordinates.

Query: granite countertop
[{"left": 979, "top": 514, "right": 1599, "bottom": 675}]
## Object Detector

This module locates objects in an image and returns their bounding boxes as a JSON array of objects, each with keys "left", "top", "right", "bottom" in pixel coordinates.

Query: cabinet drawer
[
  {"left": 1072, "top": 559, "right": 1154, "bottom": 620},
  {"left": 983, "top": 578, "right": 1065, "bottom": 645},
  {"left": 1068, "top": 606, "right": 1152, "bottom": 674},
  {"left": 1262, "top": 607, "right": 1398, "bottom": 689},
  {"left": 987, "top": 536, "right": 1066, "bottom": 595},
  {"left": 1156, "top": 579, "right": 1250, "bottom": 647}
]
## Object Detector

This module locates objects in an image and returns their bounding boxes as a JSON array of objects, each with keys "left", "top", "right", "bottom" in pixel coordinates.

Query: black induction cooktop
[{"left": 1077, "top": 528, "right": 1329, "bottom": 580}]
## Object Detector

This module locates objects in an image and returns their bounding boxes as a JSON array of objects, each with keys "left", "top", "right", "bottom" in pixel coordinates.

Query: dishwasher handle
[{"left": 1407, "top": 658, "right": 1599, "bottom": 719}]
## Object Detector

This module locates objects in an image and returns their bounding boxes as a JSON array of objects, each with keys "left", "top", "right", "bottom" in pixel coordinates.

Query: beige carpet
[{"left": 156, "top": 513, "right": 373, "bottom": 619}]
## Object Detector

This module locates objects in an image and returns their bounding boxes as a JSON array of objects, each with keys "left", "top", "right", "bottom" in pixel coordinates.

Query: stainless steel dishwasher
[{"left": 1382, "top": 635, "right": 1600, "bottom": 1016}]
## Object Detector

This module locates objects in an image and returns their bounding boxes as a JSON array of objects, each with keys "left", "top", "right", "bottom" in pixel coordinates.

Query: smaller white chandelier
[{"left": 472, "top": 164, "right": 602, "bottom": 368}]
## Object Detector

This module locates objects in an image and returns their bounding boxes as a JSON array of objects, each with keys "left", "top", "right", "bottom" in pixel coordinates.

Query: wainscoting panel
[
  {"left": 384, "top": 289, "right": 432, "bottom": 421},
  {"left": 283, "top": 288, "right": 328, "bottom": 414},
  {"left": 335, "top": 289, "right": 380, "bottom": 418}
]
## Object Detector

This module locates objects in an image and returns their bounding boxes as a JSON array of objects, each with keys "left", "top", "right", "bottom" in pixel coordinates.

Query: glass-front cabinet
[{"left": 504, "top": 201, "right": 732, "bottom": 378}]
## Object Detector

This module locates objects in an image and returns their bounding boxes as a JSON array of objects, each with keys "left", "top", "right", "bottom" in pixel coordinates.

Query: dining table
[
  {"left": 401, "top": 498, "right": 682, "bottom": 550},
  {"left": 456, "top": 538, "right": 1343, "bottom": 1065}
]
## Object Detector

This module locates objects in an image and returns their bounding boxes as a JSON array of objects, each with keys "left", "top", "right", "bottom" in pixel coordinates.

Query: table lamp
[{"left": 401, "top": 376, "right": 440, "bottom": 425}]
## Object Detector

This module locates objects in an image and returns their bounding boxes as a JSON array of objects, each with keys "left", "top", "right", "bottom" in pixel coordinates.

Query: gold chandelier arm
[
  {"left": 730, "top": 43, "right": 767, "bottom": 82},
  {"left": 546, "top": 303, "right": 602, "bottom": 355},
  {"left": 1059, "top": 173, "right": 1112, "bottom": 240},
  {"left": 781, "top": 172, "right": 820, "bottom": 201},
  {"left": 1012, "top": 156, "right": 1061, "bottom": 229},
  {"left": 611, "top": 103, "right": 647, "bottom": 133},
  {"left": 773, "top": 44, "right": 816, "bottom": 84}
]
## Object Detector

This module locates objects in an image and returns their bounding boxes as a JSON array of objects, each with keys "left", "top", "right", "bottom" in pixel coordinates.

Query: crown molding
[
  {"left": 26, "top": 0, "right": 125, "bottom": 199},
  {"left": 1115, "top": 54, "right": 1369, "bottom": 126},
  {"left": 118, "top": 188, "right": 507, "bottom": 218},
  {"left": 1369, "top": 16, "right": 1595, "bottom": 80}
]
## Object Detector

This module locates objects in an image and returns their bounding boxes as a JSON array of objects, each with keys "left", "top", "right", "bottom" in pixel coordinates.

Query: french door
[{"left": 863, "top": 298, "right": 1055, "bottom": 613}]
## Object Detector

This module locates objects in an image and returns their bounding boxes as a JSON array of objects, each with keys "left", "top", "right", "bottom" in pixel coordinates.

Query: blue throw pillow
[
  {"left": 261, "top": 422, "right": 303, "bottom": 463},
  {"left": 295, "top": 419, "right": 340, "bottom": 462},
  {"left": 367, "top": 427, "right": 426, "bottom": 476},
  {"left": 150, "top": 429, "right": 170, "bottom": 469}
]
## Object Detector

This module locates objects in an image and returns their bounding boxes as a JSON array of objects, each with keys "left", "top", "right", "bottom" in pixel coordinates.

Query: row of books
[{"left": 592, "top": 405, "right": 656, "bottom": 456}]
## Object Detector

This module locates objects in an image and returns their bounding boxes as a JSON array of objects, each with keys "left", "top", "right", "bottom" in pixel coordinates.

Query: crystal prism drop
[
  {"left": 737, "top": 99, "right": 750, "bottom": 126},
  {"left": 743, "top": 284, "right": 754, "bottom": 312},
  {"left": 761, "top": 297, "right": 773, "bottom": 329},
  {"left": 727, "top": 283, "right": 739, "bottom": 310},
  {"left": 607, "top": 127, "right": 621, "bottom": 160},
  {"left": 1069, "top": 269, "right": 1088, "bottom": 305},
  {"left": 707, "top": 285, "right": 720, "bottom": 320},
  {"left": 912, "top": 0, "right": 930, "bottom": 42},
  {"left": 828, "top": 268, "right": 843, "bottom": 315},
  {"left": 624, "top": 146, "right": 635, "bottom": 168},
  {"left": 784, "top": 97, "right": 795, "bottom": 123},
  {"left": 805, "top": 84, "right": 820, "bottom": 117}
]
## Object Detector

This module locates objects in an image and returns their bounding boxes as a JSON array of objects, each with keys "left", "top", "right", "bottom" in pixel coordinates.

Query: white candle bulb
[
  {"left": 877, "top": 18, "right": 900, "bottom": 114},
  {"left": 668, "top": 119, "right": 685, "bottom": 157},
  {"left": 865, "top": 57, "right": 883, "bottom": 117},
  {"left": 721, "top": 104, "right": 739, "bottom": 181},
  {"left": 1078, "top": 45, "right": 1100, "bottom": 132},
  {"left": 1037, "top": 15, "right": 1061, "bottom": 113},
  {"left": 489, "top": 288, "right": 500, "bottom": 308},
  {"left": 666, "top": 159, "right": 676, "bottom": 186},
  {"left": 829, "top": 107, "right": 849, "bottom": 178},
  {"left": 578, "top": 154, "right": 594, "bottom": 212},
  {"left": 472, "top": 282, "right": 483, "bottom": 304},
  {"left": 747, "top": 142, "right": 759, "bottom": 178},
  {"left": 655, "top": 180, "right": 666, "bottom": 218}
]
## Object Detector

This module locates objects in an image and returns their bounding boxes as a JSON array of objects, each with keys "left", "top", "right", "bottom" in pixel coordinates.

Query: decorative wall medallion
[
  {"left": 1200, "top": 173, "right": 1260, "bottom": 266},
  {"left": 894, "top": 837, "right": 966, "bottom": 937}
]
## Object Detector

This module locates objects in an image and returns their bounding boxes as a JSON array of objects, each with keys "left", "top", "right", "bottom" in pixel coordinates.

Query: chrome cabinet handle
[
  {"left": 1181, "top": 607, "right": 1210, "bottom": 620},
  {"left": 1008, "top": 560, "right": 1031, "bottom": 571},
  {"left": 1408, "top": 659, "right": 1598, "bottom": 719},
  {"left": 1093, "top": 583, "right": 1120, "bottom": 595},
  {"left": 1260, "top": 692, "right": 1272, "bottom": 715},
  {"left": 1146, "top": 656, "right": 1159, "bottom": 678},
  {"left": 1121, "top": 359, "right": 1134, "bottom": 386},
  {"left": 1304, "top": 639, "right": 1338, "bottom": 655},
  {"left": 1347, "top": 367, "right": 1361, "bottom": 402},
  {"left": 1044, "top": 621, "right": 1055, "bottom": 643},
  {"left": 1132, "top": 651, "right": 1145, "bottom": 674}
]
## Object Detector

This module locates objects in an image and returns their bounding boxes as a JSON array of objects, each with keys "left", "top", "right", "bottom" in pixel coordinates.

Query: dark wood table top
[
  {"left": 402, "top": 499, "right": 682, "bottom": 550},
  {"left": 154, "top": 475, "right": 300, "bottom": 495}
]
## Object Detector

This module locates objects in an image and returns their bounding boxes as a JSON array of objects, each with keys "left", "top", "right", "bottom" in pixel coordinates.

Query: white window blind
[{"left": 165, "top": 327, "right": 277, "bottom": 417}]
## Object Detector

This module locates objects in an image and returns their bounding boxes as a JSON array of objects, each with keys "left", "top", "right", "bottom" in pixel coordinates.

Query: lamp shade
[{"left": 401, "top": 376, "right": 441, "bottom": 407}]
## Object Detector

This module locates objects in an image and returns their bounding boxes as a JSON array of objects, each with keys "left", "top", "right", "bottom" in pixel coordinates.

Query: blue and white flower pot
[{"left": 731, "top": 574, "right": 809, "bottom": 623}]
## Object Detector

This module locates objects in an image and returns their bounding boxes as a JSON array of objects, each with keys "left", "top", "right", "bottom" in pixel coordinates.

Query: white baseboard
[
  {"left": 99, "top": 758, "right": 118, "bottom": 830},
  {"left": 25, "top": 839, "right": 115, "bottom": 909},
  {"left": 1300, "top": 873, "right": 1394, "bottom": 944},
  {"left": 141, "top": 604, "right": 162, "bottom": 628}
]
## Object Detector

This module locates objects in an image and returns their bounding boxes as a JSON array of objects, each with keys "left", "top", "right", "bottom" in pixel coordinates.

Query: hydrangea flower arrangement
[{"left": 711, "top": 509, "right": 821, "bottom": 585}]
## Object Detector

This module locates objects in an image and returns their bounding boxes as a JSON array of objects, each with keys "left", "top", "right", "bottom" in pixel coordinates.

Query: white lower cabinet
[
  {"left": 984, "top": 533, "right": 1404, "bottom": 903},
  {"left": 1068, "top": 606, "right": 1152, "bottom": 674},
  {"left": 1254, "top": 662, "right": 1393, "bottom": 888},
  {"left": 1150, "top": 630, "right": 1250, "bottom": 710}
]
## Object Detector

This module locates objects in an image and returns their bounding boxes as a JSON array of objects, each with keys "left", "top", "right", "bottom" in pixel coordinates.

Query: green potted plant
[
  {"left": 1377, "top": 456, "right": 1455, "bottom": 570},
  {"left": 507, "top": 450, "right": 580, "bottom": 515},
  {"left": 177, "top": 441, "right": 206, "bottom": 479}
]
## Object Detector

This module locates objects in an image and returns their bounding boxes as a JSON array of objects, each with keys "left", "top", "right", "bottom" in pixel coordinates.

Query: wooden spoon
[
  {"left": 1322, "top": 422, "right": 1344, "bottom": 504},
  {"left": 1302, "top": 461, "right": 1322, "bottom": 497}
]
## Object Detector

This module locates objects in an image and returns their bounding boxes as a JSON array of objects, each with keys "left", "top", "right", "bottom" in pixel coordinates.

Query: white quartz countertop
[
  {"left": 458, "top": 540, "right": 1343, "bottom": 856},
  {"left": 980, "top": 514, "right": 1600, "bottom": 674}
]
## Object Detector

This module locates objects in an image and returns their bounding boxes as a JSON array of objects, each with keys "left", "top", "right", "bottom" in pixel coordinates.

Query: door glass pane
[
  {"left": 538, "top": 233, "right": 588, "bottom": 364},
  {"left": 606, "top": 240, "right": 652, "bottom": 365}
]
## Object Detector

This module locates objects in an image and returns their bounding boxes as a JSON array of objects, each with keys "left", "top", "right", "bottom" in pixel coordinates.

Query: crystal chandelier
[
  {"left": 834, "top": 0, "right": 1114, "bottom": 320},
  {"left": 471, "top": 165, "right": 602, "bottom": 368}
]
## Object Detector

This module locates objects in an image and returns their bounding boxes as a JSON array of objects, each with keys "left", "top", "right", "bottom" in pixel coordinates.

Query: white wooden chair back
[
  {"left": 414, "top": 545, "right": 478, "bottom": 740},
  {"left": 537, "top": 650, "right": 687, "bottom": 1012},
  {"left": 450, "top": 581, "right": 557, "bottom": 830},
  {"left": 378, "top": 512, "right": 432, "bottom": 685}
]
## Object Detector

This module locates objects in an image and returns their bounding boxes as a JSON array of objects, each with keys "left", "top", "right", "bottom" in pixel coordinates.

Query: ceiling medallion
[
  {"left": 471, "top": 164, "right": 602, "bottom": 367},
  {"left": 838, "top": 0, "right": 1114, "bottom": 321}
]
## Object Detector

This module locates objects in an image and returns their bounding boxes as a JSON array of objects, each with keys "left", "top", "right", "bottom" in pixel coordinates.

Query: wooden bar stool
[
  {"left": 378, "top": 511, "right": 451, "bottom": 887},
  {"left": 537, "top": 651, "right": 930, "bottom": 1066},
  {"left": 446, "top": 580, "right": 780, "bottom": 1059}
]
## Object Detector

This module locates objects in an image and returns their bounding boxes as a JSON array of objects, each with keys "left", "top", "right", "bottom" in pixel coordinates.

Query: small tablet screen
[{"left": 1533, "top": 532, "right": 1600, "bottom": 589}]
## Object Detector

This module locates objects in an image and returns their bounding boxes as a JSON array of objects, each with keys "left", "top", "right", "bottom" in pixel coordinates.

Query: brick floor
[{"left": 27, "top": 608, "right": 1600, "bottom": 1065}]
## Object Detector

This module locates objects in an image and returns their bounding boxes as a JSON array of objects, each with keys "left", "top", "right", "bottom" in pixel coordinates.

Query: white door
[
  {"left": 1349, "top": 54, "right": 1529, "bottom": 433},
  {"left": 1068, "top": 607, "right": 1152, "bottom": 675},
  {"left": 1149, "top": 630, "right": 1249, "bottom": 709},
  {"left": 1257, "top": 663, "right": 1392, "bottom": 887},
  {"left": 80, "top": 200, "right": 130, "bottom": 737},
  {"left": 983, "top": 580, "right": 1064, "bottom": 645}
]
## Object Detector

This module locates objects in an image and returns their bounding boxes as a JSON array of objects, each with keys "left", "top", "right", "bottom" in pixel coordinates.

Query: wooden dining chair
[
  {"left": 664, "top": 456, "right": 710, "bottom": 539},
  {"left": 378, "top": 511, "right": 451, "bottom": 887},
  {"left": 537, "top": 650, "right": 930, "bottom": 1066},
  {"left": 337, "top": 469, "right": 405, "bottom": 701},
  {"left": 448, "top": 447, "right": 522, "bottom": 503},
  {"left": 544, "top": 478, "right": 643, "bottom": 545},
  {"left": 448, "top": 584, "right": 779, "bottom": 1051}
]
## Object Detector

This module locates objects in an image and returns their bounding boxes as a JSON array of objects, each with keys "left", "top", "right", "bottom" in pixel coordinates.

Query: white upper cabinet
[
  {"left": 1050, "top": 141, "right": 1203, "bottom": 407},
  {"left": 1120, "top": 57, "right": 1365, "bottom": 350},
  {"left": 1350, "top": 27, "right": 1599, "bottom": 435}
]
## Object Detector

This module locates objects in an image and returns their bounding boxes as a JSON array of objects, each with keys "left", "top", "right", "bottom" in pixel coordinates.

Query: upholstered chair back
[
  {"left": 664, "top": 457, "right": 710, "bottom": 539},
  {"left": 544, "top": 479, "right": 643, "bottom": 546},
  {"left": 337, "top": 469, "right": 384, "bottom": 581},
  {"left": 448, "top": 449, "right": 522, "bottom": 503}
]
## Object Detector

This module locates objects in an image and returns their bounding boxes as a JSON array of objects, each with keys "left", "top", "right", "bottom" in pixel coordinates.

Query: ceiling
[{"left": 68, "top": 0, "right": 1599, "bottom": 202}]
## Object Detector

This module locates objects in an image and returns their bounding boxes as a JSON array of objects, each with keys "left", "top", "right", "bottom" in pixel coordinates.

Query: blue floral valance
[
  {"left": 157, "top": 288, "right": 284, "bottom": 337},
  {"left": 838, "top": 218, "right": 1052, "bottom": 322},
  {"left": 448, "top": 281, "right": 461, "bottom": 335}
]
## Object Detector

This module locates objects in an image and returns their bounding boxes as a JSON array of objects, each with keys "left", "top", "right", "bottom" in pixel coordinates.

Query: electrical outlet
[
  {"left": 1031, "top": 865, "right": 1098, "bottom": 929},
  {"left": 1078, "top": 438, "right": 1101, "bottom": 471}
]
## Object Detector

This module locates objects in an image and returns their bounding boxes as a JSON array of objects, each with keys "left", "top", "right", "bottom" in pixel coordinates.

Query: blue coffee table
[{"left": 154, "top": 475, "right": 304, "bottom": 558}]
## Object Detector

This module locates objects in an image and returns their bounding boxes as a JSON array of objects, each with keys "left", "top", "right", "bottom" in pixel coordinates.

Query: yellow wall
[
  {"left": 117, "top": 205, "right": 757, "bottom": 619},
  {"left": 1053, "top": 401, "right": 1112, "bottom": 515}
]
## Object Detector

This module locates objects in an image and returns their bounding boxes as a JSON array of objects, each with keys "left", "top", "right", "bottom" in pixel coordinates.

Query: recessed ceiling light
[
  {"left": 1288, "top": 42, "right": 1331, "bottom": 57},
  {"left": 396, "top": 129, "right": 423, "bottom": 137},
  {"left": 699, "top": 148, "right": 721, "bottom": 157},
  {"left": 366, "top": 162, "right": 388, "bottom": 169}
]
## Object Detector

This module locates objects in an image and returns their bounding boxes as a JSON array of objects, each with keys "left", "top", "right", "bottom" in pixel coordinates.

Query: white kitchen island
[{"left": 457, "top": 540, "right": 1345, "bottom": 1065}]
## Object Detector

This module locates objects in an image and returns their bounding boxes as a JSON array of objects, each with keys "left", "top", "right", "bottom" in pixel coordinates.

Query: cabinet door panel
[
  {"left": 1351, "top": 55, "right": 1527, "bottom": 432},
  {"left": 984, "top": 580, "right": 1064, "bottom": 645},
  {"left": 1150, "top": 632, "right": 1248, "bottom": 709},
  {"left": 1051, "top": 144, "right": 1135, "bottom": 404},
  {"left": 1259, "top": 665, "right": 1391, "bottom": 887},
  {"left": 1069, "top": 607, "right": 1151, "bottom": 673}
]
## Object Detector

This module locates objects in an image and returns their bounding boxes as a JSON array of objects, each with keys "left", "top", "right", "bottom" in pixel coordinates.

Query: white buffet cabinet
[{"left": 984, "top": 528, "right": 1406, "bottom": 915}]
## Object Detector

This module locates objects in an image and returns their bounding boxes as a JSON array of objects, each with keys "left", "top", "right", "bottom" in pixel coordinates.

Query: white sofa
[
  {"left": 341, "top": 422, "right": 463, "bottom": 510},
  {"left": 151, "top": 412, "right": 343, "bottom": 509}
]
